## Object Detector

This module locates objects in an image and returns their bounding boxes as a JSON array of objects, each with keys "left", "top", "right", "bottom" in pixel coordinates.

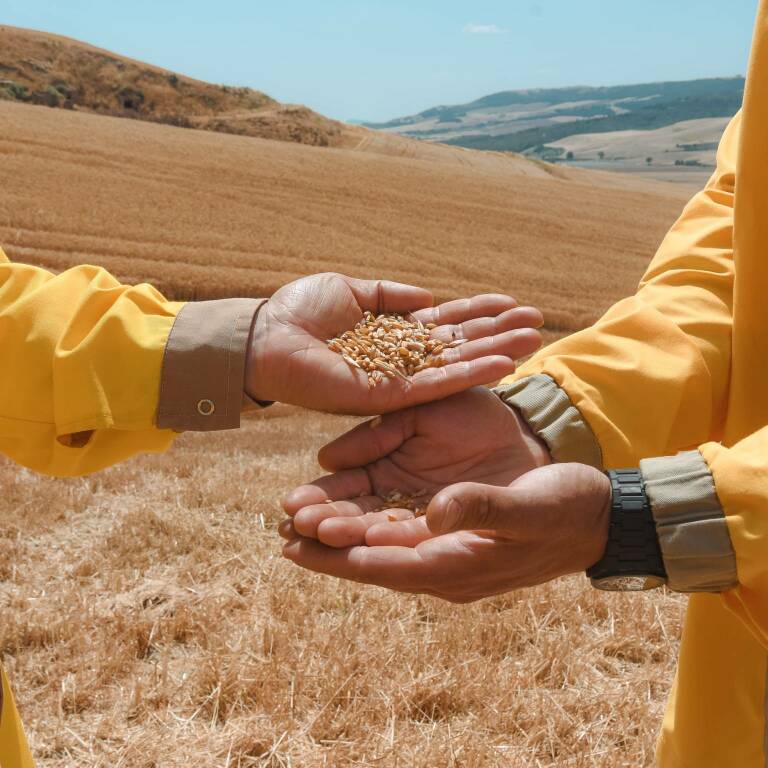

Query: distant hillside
[
  {"left": 366, "top": 78, "right": 744, "bottom": 154},
  {"left": 0, "top": 25, "right": 356, "bottom": 148}
]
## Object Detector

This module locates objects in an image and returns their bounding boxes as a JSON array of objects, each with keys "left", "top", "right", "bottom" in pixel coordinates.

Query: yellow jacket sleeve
[
  {"left": 0, "top": 249, "right": 183, "bottom": 476},
  {"left": 636, "top": 432, "right": 768, "bottom": 636},
  {"left": 699, "top": 431, "right": 768, "bottom": 644},
  {"left": 497, "top": 112, "right": 740, "bottom": 467},
  {"left": 494, "top": 114, "right": 745, "bottom": 596},
  {"left": 0, "top": 666, "right": 35, "bottom": 768}
]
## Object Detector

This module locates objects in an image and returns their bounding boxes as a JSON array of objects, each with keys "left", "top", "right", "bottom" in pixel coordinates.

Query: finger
[
  {"left": 365, "top": 516, "right": 434, "bottom": 547},
  {"left": 412, "top": 294, "right": 518, "bottom": 326},
  {"left": 440, "top": 328, "right": 542, "bottom": 365},
  {"left": 278, "top": 518, "right": 300, "bottom": 540},
  {"left": 282, "top": 469, "right": 372, "bottom": 515},
  {"left": 344, "top": 276, "right": 433, "bottom": 314},
  {"left": 431, "top": 306, "right": 544, "bottom": 343},
  {"left": 282, "top": 538, "right": 429, "bottom": 591},
  {"left": 426, "top": 482, "right": 520, "bottom": 535},
  {"left": 317, "top": 509, "right": 415, "bottom": 548},
  {"left": 318, "top": 410, "right": 415, "bottom": 472},
  {"left": 293, "top": 496, "right": 383, "bottom": 538},
  {"left": 384, "top": 356, "right": 515, "bottom": 411}
]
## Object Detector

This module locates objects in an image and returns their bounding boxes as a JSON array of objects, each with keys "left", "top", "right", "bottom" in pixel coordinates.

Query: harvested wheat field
[
  {"left": 0, "top": 99, "right": 690, "bottom": 332},
  {"left": 0, "top": 96, "right": 694, "bottom": 766}
]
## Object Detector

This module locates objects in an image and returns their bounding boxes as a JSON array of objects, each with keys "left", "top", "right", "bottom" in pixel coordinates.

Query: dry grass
[
  {"left": 0, "top": 410, "right": 685, "bottom": 767},
  {"left": 0, "top": 97, "right": 694, "bottom": 766}
]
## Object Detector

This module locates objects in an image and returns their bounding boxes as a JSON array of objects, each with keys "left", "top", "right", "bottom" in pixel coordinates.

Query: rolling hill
[
  {"left": 365, "top": 78, "right": 743, "bottom": 147},
  {"left": 365, "top": 78, "right": 742, "bottom": 182},
  {"left": 2, "top": 25, "right": 725, "bottom": 185},
  {"left": 0, "top": 25, "right": 356, "bottom": 148}
]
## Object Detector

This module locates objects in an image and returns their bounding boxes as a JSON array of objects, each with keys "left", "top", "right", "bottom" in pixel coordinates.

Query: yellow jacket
[
  {"left": 498, "top": 4, "right": 768, "bottom": 765},
  {"left": 0, "top": 250, "right": 263, "bottom": 765}
]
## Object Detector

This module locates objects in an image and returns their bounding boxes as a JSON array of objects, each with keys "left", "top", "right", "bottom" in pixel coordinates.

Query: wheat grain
[
  {"left": 328, "top": 312, "right": 461, "bottom": 387},
  {"left": 379, "top": 489, "right": 431, "bottom": 519}
]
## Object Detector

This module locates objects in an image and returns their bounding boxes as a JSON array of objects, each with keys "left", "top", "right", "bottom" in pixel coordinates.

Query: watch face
[{"left": 592, "top": 575, "right": 666, "bottom": 592}]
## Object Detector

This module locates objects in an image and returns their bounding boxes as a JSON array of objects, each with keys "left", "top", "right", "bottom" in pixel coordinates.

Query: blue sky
[{"left": 2, "top": 0, "right": 758, "bottom": 122}]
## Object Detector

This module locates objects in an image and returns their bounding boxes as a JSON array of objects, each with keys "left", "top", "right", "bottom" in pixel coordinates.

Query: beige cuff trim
[
  {"left": 157, "top": 298, "right": 265, "bottom": 432},
  {"left": 494, "top": 375, "right": 603, "bottom": 468},
  {"left": 641, "top": 450, "right": 737, "bottom": 593}
]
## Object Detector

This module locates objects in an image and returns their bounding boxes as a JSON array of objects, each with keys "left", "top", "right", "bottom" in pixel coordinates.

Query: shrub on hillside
[
  {"left": 51, "top": 81, "right": 73, "bottom": 99},
  {"left": 31, "top": 88, "right": 60, "bottom": 107},
  {"left": 0, "top": 80, "right": 29, "bottom": 101},
  {"left": 117, "top": 86, "right": 145, "bottom": 111},
  {"left": 154, "top": 114, "right": 193, "bottom": 129}
]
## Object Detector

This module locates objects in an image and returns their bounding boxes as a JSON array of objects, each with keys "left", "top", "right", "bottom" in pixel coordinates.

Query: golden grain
[
  {"left": 379, "top": 489, "right": 431, "bottom": 517},
  {"left": 328, "top": 312, "right": 455, "bottom": 387}
]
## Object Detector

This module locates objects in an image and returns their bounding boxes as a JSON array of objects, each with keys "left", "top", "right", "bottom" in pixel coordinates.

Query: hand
[
  {"left": 281, "top": 386, "right": 551, "bottom": 546},
  {"left": 244, "top": 273, "right": 542, "bottom": 414},
  {"left": 282, "top": 463, "right": 611, "bottom": 602}
]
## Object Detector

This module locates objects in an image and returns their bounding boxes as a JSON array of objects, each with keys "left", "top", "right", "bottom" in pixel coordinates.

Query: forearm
[
  {"left": 0, "top": 253, "right": 264, "bottom": 476},
  {"left": 496, "top": 113, "right": 739, "bottom": 468}
]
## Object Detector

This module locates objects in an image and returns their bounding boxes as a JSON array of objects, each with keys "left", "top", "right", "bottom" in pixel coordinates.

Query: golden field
[
  {"left": 0, "top": 98, "right": 689, "bottom": 331},
  {"left": 0, "top": 96, "right": 694, "bottom": 767}
]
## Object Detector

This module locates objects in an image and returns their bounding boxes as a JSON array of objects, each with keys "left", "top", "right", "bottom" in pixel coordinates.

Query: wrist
[
  {"left": 244, "top": 300, "right": 276, "bottom": 403},
  {"left": 509, "top": 404, "right": 553, "bottom": 469},
  {"left": 580, "top": 470, "right": 612, "bottom": 570}
]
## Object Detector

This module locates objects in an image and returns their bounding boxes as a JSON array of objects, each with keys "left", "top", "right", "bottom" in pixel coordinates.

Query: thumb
[{"left": 426, "top": 482, "right": 521, "bottom": 535}]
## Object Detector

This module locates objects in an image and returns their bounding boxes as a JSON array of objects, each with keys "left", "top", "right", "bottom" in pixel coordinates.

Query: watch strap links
[{"left": 587, "top": 468, "right": 667, "bottom": 590}]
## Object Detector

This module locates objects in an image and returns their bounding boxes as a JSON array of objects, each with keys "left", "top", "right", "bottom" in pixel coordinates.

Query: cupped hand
[
  {"left": 282, "top": 463, "right": 611, "bottom": 603},
  {"left": 281, "top": 386, "right": 551, "bottom": 546},
  {"left": 244, "top": 273, "right": 543, "bottom": 414}
]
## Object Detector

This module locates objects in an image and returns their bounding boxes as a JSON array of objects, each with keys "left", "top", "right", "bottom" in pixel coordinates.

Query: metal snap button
[{"left": 197, "top": 399, "right": 215, "bottom": 416}]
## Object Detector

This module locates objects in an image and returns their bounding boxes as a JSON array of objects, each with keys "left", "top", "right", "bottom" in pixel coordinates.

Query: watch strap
[{"left": 587, "top": 468, "right": 667, "bottom": 584}]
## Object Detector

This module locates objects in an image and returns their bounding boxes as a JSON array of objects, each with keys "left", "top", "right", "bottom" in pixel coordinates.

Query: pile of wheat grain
[
  {"left": 328, "top": 312, "right": 457, "bottom": 387},
  {"left": 378, "top": 490, "right": 431, "bottom": 519}
]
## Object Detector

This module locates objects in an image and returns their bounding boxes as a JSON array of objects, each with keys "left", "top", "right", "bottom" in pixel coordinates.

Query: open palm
[
  {"left": 282, "top": 386, "right": 551, "bottom": 546},
  {"left": 245, "top": 273, "right": 543, "bottom": 415},
  {"left": 282, "top": 464, "right": 610, "bottom": 603}
]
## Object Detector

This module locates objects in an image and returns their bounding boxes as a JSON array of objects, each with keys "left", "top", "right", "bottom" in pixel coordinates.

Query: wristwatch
[{"left": 587, "top": 468, "right": 667, "bottom": 591}]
